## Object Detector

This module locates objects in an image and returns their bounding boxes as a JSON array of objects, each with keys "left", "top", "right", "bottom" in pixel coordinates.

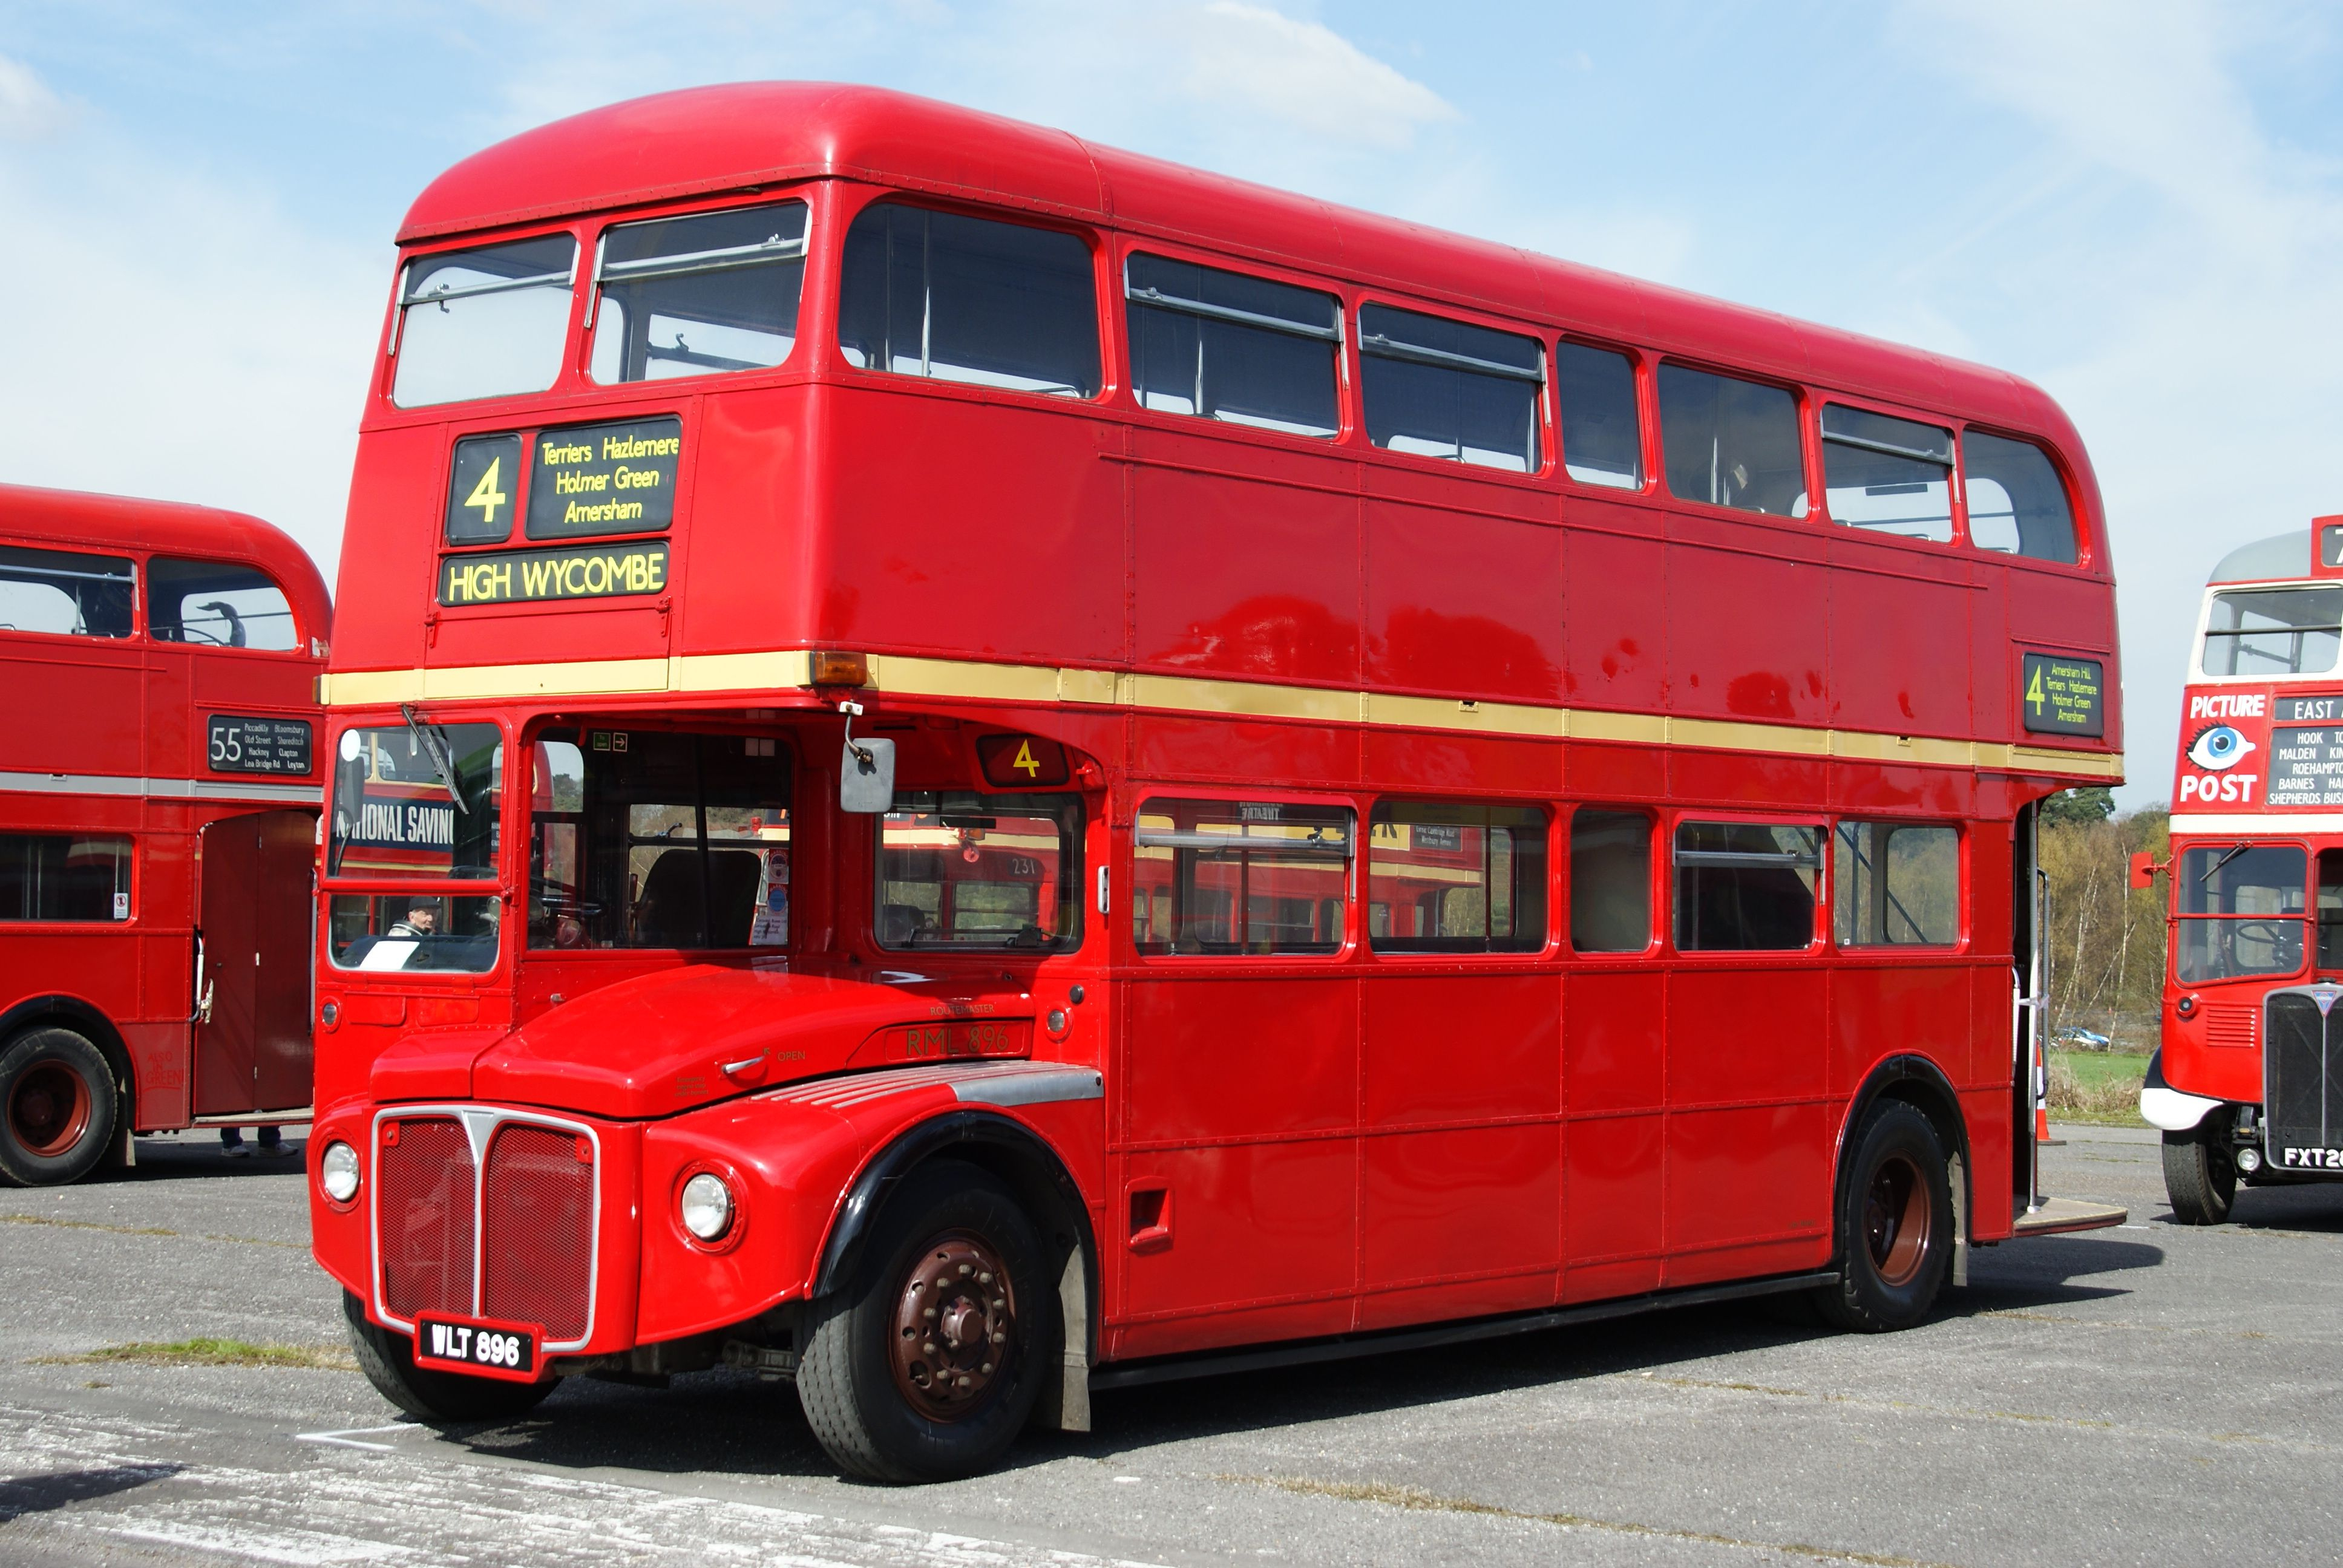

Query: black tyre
[
  {"left": 798, "top": 1160, "right": 1054, "bottom": 1483},
  {"left": 2161, "top": 1116, "right": 2236, "bottom": 1225},
  {"left": 1812, "top": 1102, "right": 1955, "bottom": 1332},
  {"left": 341, "top": 1292, "right": 555, "bottom": 1423},
  {"left": 0, "top": 1027, "right": 118, "bottom": 1188}
]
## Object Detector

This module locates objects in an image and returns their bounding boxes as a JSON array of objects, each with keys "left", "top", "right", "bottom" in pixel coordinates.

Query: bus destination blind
[
  {"left": 439, "top": 540, "right": 669, "bottom": 607},
  {"left": 206, "top": 714, "right": 313, "bottom": 775},
  {"left": 526, "top": 416, "right": 683, "bottom": 540},
  {"left": 2270, "top": 725, "right": 2343, "bottom": 806},
  {"left": 2019, "top": 653, "right": 2105, "bottom": 737}
]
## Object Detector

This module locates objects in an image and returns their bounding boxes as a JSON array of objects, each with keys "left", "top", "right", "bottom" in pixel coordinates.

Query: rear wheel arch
[
  {"left": 1837, "top": 1055, "right": 1970, "bottom": 1257},
  {"left": 0, "top": 996, "right": 134, "bottom": 1116}
]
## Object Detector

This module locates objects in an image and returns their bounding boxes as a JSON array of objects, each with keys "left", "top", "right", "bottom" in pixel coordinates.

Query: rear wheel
[
  {"left": 797, "top": 1160, "right": 1054, "bottom": 1483},
  {"left": 1813, "top": 1102, "right": 1954, "bottom": 1332},
  {"left": 2162, "top": 1116, "right": 2236, "bottom": 1225},
  {"left": 341, "top": 1292, "right": 555, "bottom": 1423},
  {"left": 0, "top": 1028, "right": 117, "bottom": 1188}
]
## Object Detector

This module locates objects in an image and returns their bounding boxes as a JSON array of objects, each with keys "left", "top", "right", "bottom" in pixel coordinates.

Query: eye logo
[{"left": 2187, "top": 725, "right": 2255, "bottom": 771}]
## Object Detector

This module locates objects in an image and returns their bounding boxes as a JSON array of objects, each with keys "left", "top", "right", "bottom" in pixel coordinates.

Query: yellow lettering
[
  {"left": 462, "top": 457, "right": 507, "bottom": 526},
  {"left": 520, "top": 558, "right": 555, "bottom": 597},
  {"left": 1014, "top": 739, "right": 1039, "bottom": 777}
]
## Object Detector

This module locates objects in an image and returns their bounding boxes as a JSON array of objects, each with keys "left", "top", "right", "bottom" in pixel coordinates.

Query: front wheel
[
  {"left": 1812, "top": 1102, "right": 1955, "bottom": 1332},
  {"left": 2162, "top": 1116, "right": 2236, "bottom": 1225},
  {"left": 0, "top": 1027, "right": 118, "bottom": 1188},
  {"left": 797, "top": 1160, "right": 1054, "bottom": 1483},
  {"left": 341, "top": 1292, "right": 555, "bottom": 1423}
]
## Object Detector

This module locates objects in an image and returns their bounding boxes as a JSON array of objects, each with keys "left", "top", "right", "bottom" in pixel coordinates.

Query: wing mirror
[{"left": 837, "top": 701, "right": 895, "bottom": 814}]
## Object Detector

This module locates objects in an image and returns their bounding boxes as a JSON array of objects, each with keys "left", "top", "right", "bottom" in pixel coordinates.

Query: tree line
[{"left": 2037, "top": 788, "right": 2169, "bottom": 1048}]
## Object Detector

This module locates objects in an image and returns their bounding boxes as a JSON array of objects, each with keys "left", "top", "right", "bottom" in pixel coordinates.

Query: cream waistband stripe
[{"left": 318, "top": 652, "right": 2123, "bottom": 780}]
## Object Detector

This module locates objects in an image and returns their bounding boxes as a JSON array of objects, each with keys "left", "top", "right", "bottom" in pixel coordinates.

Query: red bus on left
[{"left": 0, "top": 485, "right": 330, "bottom": 1186}]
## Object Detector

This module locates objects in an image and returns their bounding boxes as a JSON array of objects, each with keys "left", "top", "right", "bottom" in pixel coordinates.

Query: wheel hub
[
  {"left": 889, "top": 1232, "right": 1015, "bottom": 1422},
  {"left": 8, "top": 1060, "right": 92, "bottom": 1160},
  {"left": 1864, "top": 1152, "right": 1932, "bottom": 1287}
]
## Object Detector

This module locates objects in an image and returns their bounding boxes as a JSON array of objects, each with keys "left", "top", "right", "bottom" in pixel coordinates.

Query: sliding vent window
[
  {"left": 2201, "top": 586, "right": 2343, "bottom": 678},
  {"left": 1558, "top": 344, "right": 1642, "bottom": 488},
  {"left": 1821, "top": 405, "right": 1953, "bottom": 543},
  {"left": 1833, "top": 822, "right": 1958, "bottom": 947},
  {"left": 1963, "top": 433, "right": 2078, "bottom": 564},
  {"left": 839, "top": 203, "right": 1099, "bottom": 397},
  {"left": 877, "top": 791, "right": 1081, "bottom": 952},
  {"left": 1674, "top": 820, "right": 1820, "bottom": 952},
  {"left": 1360, "top": 304, "right": 1542, "bottom": 471},
  {"left": 0, "top": 546, "right": 133, "bottom": 639},
  {"left": 393, "top": 234, "right": 577, "bottom": 408},
  {"left": 1657, "top": 365, "right": 1806, "bottom": 517},
  {"left": 1368, "top": 802, "right": 1547, "bottom": 953},
  {"left": 1135, "top": 800, "right": 1352, "bottom": 955},
  {"left": 1126, "top": 253, "right": 1339, "bottom": 436},
  {"left": 590, "top": 201, "right": 807, "bottom": 384}
]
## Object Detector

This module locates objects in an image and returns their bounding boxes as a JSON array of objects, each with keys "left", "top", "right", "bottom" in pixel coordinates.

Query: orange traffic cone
[{"left": 2036, "top": 1104, "right": 2053, "bottom": 1142}]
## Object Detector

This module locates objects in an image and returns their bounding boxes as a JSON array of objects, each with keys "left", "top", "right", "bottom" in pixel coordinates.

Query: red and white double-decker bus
[
  {"left": 307, "top": 84, "right": 2126, "bottom": 1480},
  {"left": 2141, "top": 517, "right": 2343, "bottom": 1221},
  {"left": 0, "top": 485, "right": 330, "bottom": 1185}
]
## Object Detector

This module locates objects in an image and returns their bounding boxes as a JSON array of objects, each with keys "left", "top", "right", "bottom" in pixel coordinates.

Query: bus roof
[
  {"left": 0, "top": 482, "right": 333, "bottom": 635},
  {"left": 399, "top": 82, "right": 2076, "bottom": 450}
]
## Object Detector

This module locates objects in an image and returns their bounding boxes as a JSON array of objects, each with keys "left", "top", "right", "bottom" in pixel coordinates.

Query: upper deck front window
[
  {"left": 590, "top": 201, "right": 808, "bottom": 384},
  {"left": 393, "top": 234, "right": 577, "bottom": 409},
  {"left": 2202, "top": 586, "right": 2343, "bottom": 678},
  {"left": 838, "top": 202, "right": 1099, "bottom": 398}
]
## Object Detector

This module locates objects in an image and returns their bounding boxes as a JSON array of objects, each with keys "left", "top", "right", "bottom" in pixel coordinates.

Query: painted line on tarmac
[{"left": 295, "top": 1423, "right": 417, "bottom": 1452}]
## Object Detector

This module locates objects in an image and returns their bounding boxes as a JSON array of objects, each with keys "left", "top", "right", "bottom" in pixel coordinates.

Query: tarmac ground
[{"left": 2, "top": 1123, "right": 2338, "bottom": 1566}]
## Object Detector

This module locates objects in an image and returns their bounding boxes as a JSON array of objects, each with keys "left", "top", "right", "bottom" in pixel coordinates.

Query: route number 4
[{"left": 465, "top": 457, "right": 508, "bottom": 526}]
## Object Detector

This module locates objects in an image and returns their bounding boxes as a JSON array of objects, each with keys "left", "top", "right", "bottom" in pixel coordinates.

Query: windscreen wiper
[
  {"left": 2199, "top": 841, "right": 2247, "bottom": 883},
  {"left": 399, "top": 702, "right": 470, "bottom": 815}
]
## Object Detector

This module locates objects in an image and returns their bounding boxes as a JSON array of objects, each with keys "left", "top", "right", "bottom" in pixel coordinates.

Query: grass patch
[
  {"left": 34, "top": 1338, "right": 356, "bottom": 1371},
  {"left": 2048, "top": 1050, "right": 2150, "bottom": 1128}
]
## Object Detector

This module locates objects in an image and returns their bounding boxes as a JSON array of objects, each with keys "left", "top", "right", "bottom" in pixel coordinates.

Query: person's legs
[
  {"left": 220, "top": 1127, "right": 249, "bottom": 1158},
  {"left": 258, "top": 1125, "right": 290, "bottom": 1156}
]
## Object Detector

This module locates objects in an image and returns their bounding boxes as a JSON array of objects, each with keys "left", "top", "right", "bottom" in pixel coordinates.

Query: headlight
[
  {"left": 320, "top": 1141, "right": 361, "bottom": 1204},
  {"left": 680, "top": 1172, "right": 734, "bottom": 1241}
]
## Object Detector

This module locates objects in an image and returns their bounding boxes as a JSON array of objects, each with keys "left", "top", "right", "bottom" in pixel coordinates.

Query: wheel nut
[
  {"left": 959, "top": 1263, "right": 972, "bottom": 1276},
  {"left": 957, "top": 1375, "right": 972, "bottom": 1387},
  {"left": 924, "top": 1341, "right": 937, "bottom": 1354},
  {"left": 923, "top": 1307, "right": 937, "bottom": 1319},
  {"left": 981, "top": 1362, "right": 993, "bottom": 1374},
  {"left": 979, "top": 1271, "right": 992, "bottom": 1284},
  {"left": 992, "top": 1331, "right": 1005, "bottom": 1344}
]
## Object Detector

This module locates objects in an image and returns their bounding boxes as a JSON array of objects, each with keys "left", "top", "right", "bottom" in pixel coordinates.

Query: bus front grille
[
  {"left": 480, "top": 1123, "right": 595, "bottom": 1343},
  {"left": 377, "top": 1117, "right": 475, "bottom": 1323},
  {"left": 2264, "top": 991, "right": 2342, "bottom": 1165}
]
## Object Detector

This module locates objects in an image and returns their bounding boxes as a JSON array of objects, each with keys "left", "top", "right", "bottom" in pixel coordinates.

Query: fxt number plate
[{"left": 412, "top": 1315, "right": 540, "bottom": 1381}]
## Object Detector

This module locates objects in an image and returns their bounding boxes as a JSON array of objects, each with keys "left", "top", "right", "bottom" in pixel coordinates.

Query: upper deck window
[
  {"left": 148, "top": 558, "right": 296, "bottom": 650},
  {"left": 1558, "top": 344, "right": 1642, "bottom": 489},
  {"left": 1360, "top": 304, "right": 1542, "bottom": 472},
  {"left": 2201, "top": 586, "right": 2343, "bottom": 678},
  {"left": 1820, "top": 405, "right": 1953, "bottom": 544},
  {"left": 392, "top": 234, "right": 577, "bottom": 409},
  {"left": 1658, "top": 365, "right": 1806, "bottom": 517},
  {"left": 1126, "top": 253, "right": 1339, "bottom": 437},
  {"left": 0, "top": 545, "right": 133, "bottom": 639},
  {"left": 838, "top": 203, "right": 1099, "bottom": 398},
  {"left": 589, "top": 201, "right": 807, "bottom": 385},
  {"left": 1962, "top": 432, "right": 2078, "bottom": 564}
]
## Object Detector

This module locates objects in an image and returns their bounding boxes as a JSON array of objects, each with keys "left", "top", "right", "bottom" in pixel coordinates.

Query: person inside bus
[{"left": 387, "top": 898, "right": 437, "bottom": 938}]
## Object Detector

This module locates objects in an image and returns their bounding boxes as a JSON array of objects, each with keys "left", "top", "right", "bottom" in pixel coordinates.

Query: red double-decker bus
[
  {"left": 307, "top": 83, "right": 2126, "bottom": 1480},
  {"left": 0, "top": 485, "right": 329, "bottom": 1185},
  {"left": 2141, "top": 517, "right": 2343, "bottom": 1221}
]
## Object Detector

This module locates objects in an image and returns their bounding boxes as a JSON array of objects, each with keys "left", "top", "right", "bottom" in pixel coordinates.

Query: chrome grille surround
[{"left": 368, "top": 1104, "right": 603, "bottom": 1353}]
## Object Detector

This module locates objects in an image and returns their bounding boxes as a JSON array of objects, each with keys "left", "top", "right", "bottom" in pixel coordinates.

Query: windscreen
[
  {"left": 329, "top": 723, "right": 502, "bottom": 878},
  {"left": 393, "top": 234, "right": 577, "bottom": 408},
  {"left": 2177, "top": 843, "right": 2305, "bottom": 984}
]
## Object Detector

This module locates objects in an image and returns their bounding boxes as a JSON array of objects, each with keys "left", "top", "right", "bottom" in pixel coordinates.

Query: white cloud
[
  {"left": 1181, "top": 1, "right": 1456, "bottom": 150},
  {"left": 0, "top": 51, "right": 70, "bottom": 139}
]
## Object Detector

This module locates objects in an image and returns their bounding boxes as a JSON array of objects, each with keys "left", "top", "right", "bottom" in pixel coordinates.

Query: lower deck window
[
  {"left": 1367, "top": 801, "right": 1545, "bottom": 953},
  {"left": 0, "top": 834, "right": 130, "bottom": 921},
  {"left": 1135, "top": 800, "right": 1352, "bottom": 956},
  {"left": 528, "top": 728, "right": 791, "bottom": 950},
  {"left": 1674, "top": 820, "right": 1820, "bottom": 951},
  {"left": 877, "top": 791, "right": 1081, "bottom": 951}
]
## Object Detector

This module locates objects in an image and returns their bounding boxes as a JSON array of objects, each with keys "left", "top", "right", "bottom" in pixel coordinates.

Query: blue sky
[{"left": 5, "top": 0, "right": 2341, "bottom": 806}]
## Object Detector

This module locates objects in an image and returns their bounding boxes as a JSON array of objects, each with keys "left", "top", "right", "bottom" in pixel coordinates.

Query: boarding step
[{"left": 2011, "top": 1197, "right": 2128, "bottom": 1236}]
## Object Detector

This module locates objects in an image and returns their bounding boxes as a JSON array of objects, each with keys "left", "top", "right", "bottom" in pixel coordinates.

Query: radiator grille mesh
[
  {"left": 480, "top": 1124, "right": 594, "bottom": 1342},
  {"left": 377, "top": 1117, "right": 475, "bottom": 1322}
]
